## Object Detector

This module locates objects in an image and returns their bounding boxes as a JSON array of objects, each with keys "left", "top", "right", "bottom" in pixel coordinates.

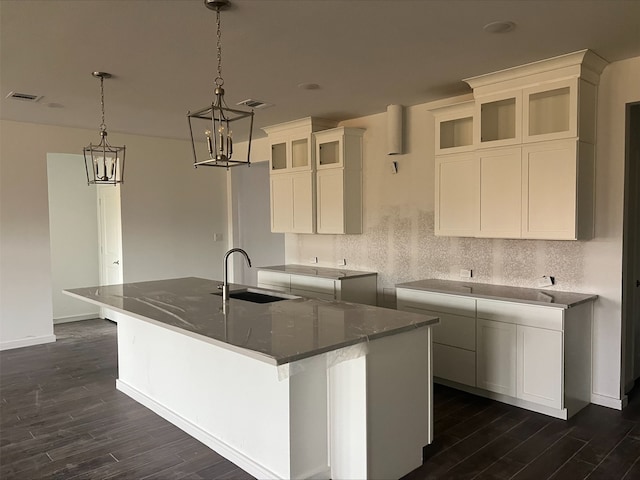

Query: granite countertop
[
  {"left": 396, "top": 279, "right": 597, "bottom": 309},
  {"left": 65, "top": 277, "right": 437, "bottom": 366},
  {"left": 257, "top": 264, "right": 377, "bottom": 280}
]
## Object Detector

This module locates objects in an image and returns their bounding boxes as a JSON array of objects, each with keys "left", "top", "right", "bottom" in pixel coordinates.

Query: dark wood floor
[{"left": 1, "top": 319, "right": 639, "bottom": 479}]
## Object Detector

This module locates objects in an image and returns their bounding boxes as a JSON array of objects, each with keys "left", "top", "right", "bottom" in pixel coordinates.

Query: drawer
[
  {"left": 290, "top": 287, "right": 335, "bottom": 301},
  {"left": 290, "top": 275, "right": 336, "bottom": 296},
  {"left": 476, "top": 299, "right": 564, "bottom": 331},
  {"left": 257, "top": 271, "right": 291, "bottom": 289},
  {"left": 433, "top": 343, "right": 476, "bottom": 387},
  {"left": 397, "top": 288, "right": 476, "bottom": 317},
  {"left": 399, "top": 305, "right": 475, "bottom": 351}
]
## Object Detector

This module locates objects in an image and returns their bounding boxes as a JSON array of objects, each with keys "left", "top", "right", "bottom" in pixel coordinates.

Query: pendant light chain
[
  {"left": 215, "top": 7, "right": 224, "bottom": 87},
  {"left": 99, "top": 75, "right": 107, "bottom": 133}
]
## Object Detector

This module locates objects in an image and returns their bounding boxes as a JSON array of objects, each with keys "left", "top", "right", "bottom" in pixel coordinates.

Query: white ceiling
[{"left": 1, "top": 0, "right": 639, "bottom": 143}]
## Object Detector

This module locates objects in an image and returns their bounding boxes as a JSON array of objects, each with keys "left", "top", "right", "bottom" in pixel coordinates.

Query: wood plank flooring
[{"left": 1, "top": 319, "right": 639, "bottom": 479}]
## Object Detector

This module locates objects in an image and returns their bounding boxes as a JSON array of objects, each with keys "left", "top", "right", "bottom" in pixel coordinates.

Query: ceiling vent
[
  {"left": 5, "top": 91, "right": 43, "bottom": 102},
  {"left": 236, "top": 99, "right": 273, "bottom": 109}
]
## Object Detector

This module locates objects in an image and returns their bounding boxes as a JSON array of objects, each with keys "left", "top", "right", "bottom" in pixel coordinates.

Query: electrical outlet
[
  {"left": 338, "top": 258, "right": 347, "bottom": 266},
  {"left": 460, "top": 269, "right": 473, "bottom": 278},
  {"left": 537, "top": 276, "right": 555, "bottom": 287},
  {"left": 309, "top": 256, "right": 318, "bottom": 264},
  {"left": 213, "top": 233, "right": 223, "bottom": 241}
]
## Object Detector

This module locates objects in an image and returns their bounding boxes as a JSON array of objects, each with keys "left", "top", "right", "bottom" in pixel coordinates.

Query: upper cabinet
[
  {"left": 264, "top": 119, "right": 365, "bottom": 235},
  {"left": 264, "top": 118, "right": 336, "bottom": 234},
  {"left": 315, "top": 127, "right": 365, "bottom": 235},
  {"left": 432, "top": 49, "right": 607, "bottom": 240}
]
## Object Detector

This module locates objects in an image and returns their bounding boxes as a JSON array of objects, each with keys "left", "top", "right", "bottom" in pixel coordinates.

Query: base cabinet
[
  {"left": 517, "top": 325, "right": 563, "bottom": 409},
  {"left": 396, "top": 285, "right": 593, "bottom": 419},
  {"left": 476, "top": 319, "right": 516, "bottom": 396},
  {"left": 257, "top": 268, "right": 377, "bottom": 306}
]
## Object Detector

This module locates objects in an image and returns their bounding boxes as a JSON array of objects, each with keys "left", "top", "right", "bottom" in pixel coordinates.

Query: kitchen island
[{"left": 65, "top": 277, "right": 439, "bottom": 480}]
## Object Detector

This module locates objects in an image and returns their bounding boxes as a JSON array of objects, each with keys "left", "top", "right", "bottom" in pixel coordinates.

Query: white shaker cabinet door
[
  {"left": 517, "top": 325, "right": 563, "bottom": 409},
  {"left": 476, "top": 318, "right": 516, "bottom": 396}
]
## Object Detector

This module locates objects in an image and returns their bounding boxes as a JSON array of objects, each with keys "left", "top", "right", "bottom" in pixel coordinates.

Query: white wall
[
  {"left": 46, "top": 153, "right": 100, "bottom": 323},
  {"left": 282, "top": 56, "right": 640, "bottom": 406},
  {"left": 0, "top": 120, "right": 228, "bottom": 350}
]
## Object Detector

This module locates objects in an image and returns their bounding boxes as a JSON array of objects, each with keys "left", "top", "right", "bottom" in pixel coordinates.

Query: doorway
[
  {"left": 46, "top": 153, "right": 100, "bottom": 323},
  {"left": 47, "top": 153, "right": 123, "bottom": 323},
  {"left": 623, "top": 101, "right": 640, "bottom": 392},
  {"left": 230, "top": 162, "right": 285, "bottom": 286}
]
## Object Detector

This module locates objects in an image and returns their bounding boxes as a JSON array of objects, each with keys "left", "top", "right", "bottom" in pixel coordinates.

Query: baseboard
[
  {"left": 116, "top": 380, "right": 307, "bottom": 480},
  {"left": 0, "top": 334, "right": 56, "bottom": 351},
  {"left": 591, "top": 392, "right": 628, "bottom": 410},
  {"left": 53, "top": 313, "right": 100, "bottom": 324}
]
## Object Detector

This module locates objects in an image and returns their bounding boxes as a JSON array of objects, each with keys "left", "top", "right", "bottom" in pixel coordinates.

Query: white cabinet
[
  {"left": 517, "top": 325, "right": 563, "bottom": 409},
  {"left": 432, "top": 50, "right": 606, "bottom": 241},
  {"left": 522, "top": 139, "right": 594, "bottom": 240},
  {"left": 395, "top": 284, "right": 594, "bottom": 419},
  {"left": 263, "top": 117, "right": 336, "bottom": 234},
  {"left": 314, "top": 127, "right": 364, "bottom": 234},
  {"left": 478, "top": 147, "right": 522, "bottom": 238},
  {"left": 434, "top": 153, "right": 480, "bottom": 237},
  {"left": 257, "top": 267, "right": 377, "bottom": 305},
  {"left": 433, "top": 101, "right": 475, "bottom": 155},
  {"left": 270, "top": 172, "right": 315, "bottom": 233},
  {"left": 476, "top": 318, "right": 517, "bottom": 396},
  {"left": 396, "top": 289, "right": 476, "bottom": 387},
  {"left": 263, "top": 119, "right": 365, "bottom": 235}
]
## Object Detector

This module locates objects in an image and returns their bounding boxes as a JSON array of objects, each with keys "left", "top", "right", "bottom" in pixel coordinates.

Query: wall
[
  {"left": 283, "top": 56, "right": 640, "bottom": 406},
  {"left": 46, "top": 153, "right": 100, "bottom": 323},
  {"left": 0, "top": 120, "right": 228, "bottom": 350}
]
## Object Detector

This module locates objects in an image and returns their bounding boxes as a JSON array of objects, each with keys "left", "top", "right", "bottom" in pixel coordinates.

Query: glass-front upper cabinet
[
  {"left": 475, "top": 91, "right": 522, "bottom": 148},
  {"left": 522, "top": 79, "right": 580, "bottom": 143},
  {"left": 433, "top": 101, "right": 475, "bottom": 155}
]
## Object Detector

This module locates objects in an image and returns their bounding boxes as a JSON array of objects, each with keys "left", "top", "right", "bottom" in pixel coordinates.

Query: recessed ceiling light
[
  {"left": 297, "top": 83, "right": 320, "bottom": 90},
  {"left": 483, "top": 21, "right": 516, "bottom": 34}
]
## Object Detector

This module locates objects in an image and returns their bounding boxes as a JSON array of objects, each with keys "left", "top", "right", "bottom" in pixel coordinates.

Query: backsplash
[{"left": 286, "top": 207, "right": 587, "bottom": 307}]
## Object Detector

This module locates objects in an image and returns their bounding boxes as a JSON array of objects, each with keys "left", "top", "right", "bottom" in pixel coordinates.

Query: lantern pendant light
[
  {"left": 187, "top": 0, "right": 254, "bottom": 169},
  {"left": 83, "top": 72, "right": 126, "bottom": 185}
]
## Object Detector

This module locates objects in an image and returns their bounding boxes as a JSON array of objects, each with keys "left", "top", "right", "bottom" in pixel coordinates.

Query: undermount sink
[{"left": 214, "top": 288, "right": 298, "bottom": 304}]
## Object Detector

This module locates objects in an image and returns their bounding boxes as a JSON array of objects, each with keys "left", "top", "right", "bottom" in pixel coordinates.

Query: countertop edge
[
  {"left": 257, "top": 264, "right": 378, "bottom": 280},
  {"left": 395, "top": 281, "right": 598, "bottom": 309}
]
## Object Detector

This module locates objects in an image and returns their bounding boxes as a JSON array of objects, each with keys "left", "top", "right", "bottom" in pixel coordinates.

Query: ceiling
[{"left": 2, "top": 0, "right": 639, "bottom": 143}]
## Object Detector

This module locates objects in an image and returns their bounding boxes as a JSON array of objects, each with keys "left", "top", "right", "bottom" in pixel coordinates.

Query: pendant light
[
  {"left": 187, "top": 0, "right": 254, "bottom": 169},
  {"left": 83, "top": 72, "right": 126, "bottom": 185}
]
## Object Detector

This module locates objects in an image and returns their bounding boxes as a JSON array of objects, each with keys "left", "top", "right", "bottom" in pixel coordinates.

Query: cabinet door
[
  {"left": 270, "top": 173, "right": 314, "bottom": 233},
  {"left": 522, "top": 79, "right": 577, "bottom": 143},
  {"left": 522, "top": 139, "right": 577, "bottom": 239},
  {"left": 316, "top": 169, "right": 345, "bottom": 234},
  {"left": 435, "top": 153, "right": 480, "bottom": 237},
  {"left": 517, "top": 325, "right": 563, "bottom": 409},
  {"left": 478, "top": 147, "right": 522, "bottom": 238},
  {"left": 476, "top": 91, "right": 522, "bottom": 148},
  {"left": 291, "top": 172, "right": 315, "bottom": 233},
  {"left": 477, "top": 318, "right": 516, "bottom": 396},
  {"left": 270, "top": 174, "right": 293, "bottom": 232}
]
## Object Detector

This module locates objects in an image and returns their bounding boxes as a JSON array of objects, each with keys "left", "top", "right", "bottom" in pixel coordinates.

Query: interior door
[
  {"left": 97, "top": 185, "right": 123, "bottom": 287},
  {"left": 623, "top": 102, "right": 640, "bottom": 388}
]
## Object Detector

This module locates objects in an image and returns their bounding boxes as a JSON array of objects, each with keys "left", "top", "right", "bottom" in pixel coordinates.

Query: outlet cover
[
  {"left": 460, "top": 269, "right": 473, "bottom": 278},
  {"left": 338, "top": 259, "right": 347, "bottom": 266},
  {"left": 537, "top": 276, "right": 555, "bottom": 287},
  {"left": 309, "top": 256, "right": 318, "bottom": 264}
]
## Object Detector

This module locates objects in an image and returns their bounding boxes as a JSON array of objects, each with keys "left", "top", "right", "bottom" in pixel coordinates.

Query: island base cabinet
[
  {"left": 328, "top": 328, "right": 432, "bottom": 480},
  {"left": 476, "top": 319, "right": 517, "bottom": 397},
  {"left": 114, "top": 313, "right": 330, "bottom": 480},
  {"left": 517, "top": 325, "right": 563, "bottom": 409}
]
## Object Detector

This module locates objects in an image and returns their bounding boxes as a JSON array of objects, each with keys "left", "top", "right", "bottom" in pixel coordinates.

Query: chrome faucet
[{"left": 221, "top": 248, "right": 252, "bottom": 303}]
